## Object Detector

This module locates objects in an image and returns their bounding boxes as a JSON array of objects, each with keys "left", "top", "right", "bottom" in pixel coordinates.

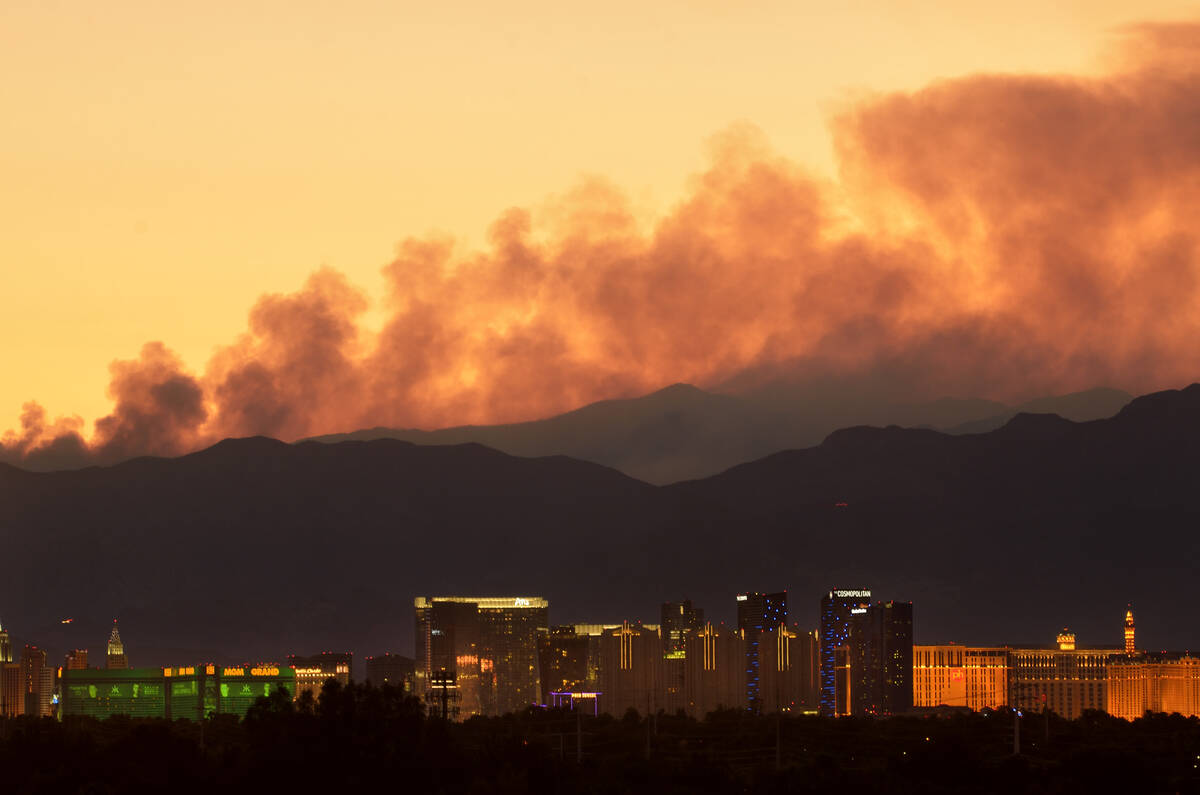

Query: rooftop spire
[{"left": 106, "top": 619, "right": 128, "bottom": 669}]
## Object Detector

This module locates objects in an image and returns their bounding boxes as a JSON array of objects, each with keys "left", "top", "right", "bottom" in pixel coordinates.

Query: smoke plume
[{"left": 5, "top": 22, "right": 1200, "bottom": 468}]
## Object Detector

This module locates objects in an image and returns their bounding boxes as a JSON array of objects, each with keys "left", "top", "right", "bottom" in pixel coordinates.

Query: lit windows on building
[
  {"left": 60, "top": 665, "right": 295, "bottom": 720},
  {"left": 1007, "top": 634, "right": 1114, "bottom": 720},
  {"left": 660, "top": 600, "right": 704, "bottom": 656},
  {"left": 288, "top": 652, "right": 353, "bottom": 700},
  {"left": 913, "top": 645, "right": 1009, "bottom": 711},
  {"left": 1107, "top": 655, "right": 1200, "bottom": 720},
  {"left": 414, "top": 596, "right": 549, "bottom": 718},
  {"left": 106, "top": 621, "right": 128, "bottom": 670}
]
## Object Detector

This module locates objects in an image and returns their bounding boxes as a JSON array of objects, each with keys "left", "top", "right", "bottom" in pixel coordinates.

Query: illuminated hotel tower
[
  {"left": 1124, "top": 606, "right": 1136, "bottom": 654},
  {"left": 415, "top": 596, "right": 548, "bottom": 717},
  {"left": 736, "top": 592, "right": 787, "bottom": 712},
  {"left": 106, "top": 620, "right": 128, "bottom": 670},
  {"left": 819, "top": 588, "right": 871, "bottom": 716}
]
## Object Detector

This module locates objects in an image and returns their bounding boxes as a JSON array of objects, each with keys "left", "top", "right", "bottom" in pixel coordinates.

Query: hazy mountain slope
[
  {"left": 305, "top": 383, "right": 1128, "bottom": 484},
  {"left": 0, "top": 437, "right": 653, "bottom": 666},
  {"left": 2, "top": 384, "right": 1195, "bottom": 668},
  {"left": 304, "top": 384, "right": 780, "bottom": 484},
  {"left": 944, "top": 387, "right": 1133, "bottom": 434},
  {"left": 656, "top": 384, "right": 1198, "bottom": 650}
]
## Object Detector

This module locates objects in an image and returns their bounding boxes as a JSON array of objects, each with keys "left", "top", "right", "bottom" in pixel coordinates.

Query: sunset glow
[{"left": 3, "top": 3, "right": 1199, "bottom": 467}]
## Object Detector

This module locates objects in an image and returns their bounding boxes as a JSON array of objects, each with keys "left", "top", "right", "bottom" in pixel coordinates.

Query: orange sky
[{"left": 2, "top": 0, "right": 1197, "bottom": 449}]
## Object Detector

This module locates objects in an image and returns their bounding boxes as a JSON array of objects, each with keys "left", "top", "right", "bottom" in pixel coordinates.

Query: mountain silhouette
[
  {"left": 303, "top": 383, "right": 1133, "bottom": 484},
  {"left": 1, "top": 385, "right": 1194, "bottom": 669}
]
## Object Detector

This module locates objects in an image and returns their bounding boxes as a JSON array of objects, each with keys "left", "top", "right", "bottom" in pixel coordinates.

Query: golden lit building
[
  {"left": 106, "top": 621, "right": 127, "bottom": 670},
  {"left": 1107, "top": 656, "right": 1200, "bottom": 720},
  {"left": 683, "top": 622, "right": 745, "bottom": 717},
  {"left": 1124, "top": 607, "right": 1136, "bottom": 655},
  {"left": 289, "top": 652, "right": 352, "bottom": 700},
  {"left": 598, "top": 621, "right": 663, "bottom": 717},
  {"left": 65, "top": 649, "right": 89, "bottom": 670},
  {"left": 913, "top": 645, "right": 1010, "bottom": 711},
  {"left": 1007, "top": 633, "right": 1113, "bottom": 720},
  {"left": 759, "top": 625, "right": 819, "bottom": 714},
  {"left": 0, "top": 663, "right": 21, "bottom": 717}
]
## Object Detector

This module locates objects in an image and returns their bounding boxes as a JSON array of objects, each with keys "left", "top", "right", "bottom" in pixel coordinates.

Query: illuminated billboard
[{"left": 60, "top": 665, "right": 295, "bottom": 721}]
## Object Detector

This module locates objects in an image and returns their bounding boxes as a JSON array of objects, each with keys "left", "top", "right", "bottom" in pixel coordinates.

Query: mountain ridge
[
  {"left": 2, "top": 383, "right": 1195, "bottom": 669},
  {"left": 300, "top": 383, "right": 1135, "bottom": 484}
]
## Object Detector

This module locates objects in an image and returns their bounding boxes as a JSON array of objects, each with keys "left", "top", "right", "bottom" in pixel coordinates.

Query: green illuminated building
[{"left": 60, "top": 664, "right": 295, "bottom": 720}]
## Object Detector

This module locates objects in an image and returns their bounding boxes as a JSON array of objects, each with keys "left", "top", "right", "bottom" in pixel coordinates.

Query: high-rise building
[
  {"left": 0, "top": 620, "right": 15, "bottom": 717},
  {"left": 660, "top": 600, "right": 704, "bottom": 714},
  {"left": 538, "top": 624, "right": 619, "bottom": 714},
  {"left": 289, "top": 652, "right": 352, "bottom": 700},
  {"left": 363, "top": 653, "right": 415, "bottom": 694},
  {"left": 1124, "top": 607, "right": 1136, "bottom": 654},
  {"left": 597, "top": 621, "right": 663, "bottom": 717},
  {"left": 819, "top": 588, "right": 871, "bottom": 716},
  {"left": 844, "top": 601, "right": 913, "bottom": 716},
  {"left": 913, "top": 645, "right": 1010, "bottom": 711},
  {"left": 759, "top": 625, "right": 820, "bottom": 714},
  {"left": 0, "top": 663, "right": 20, "bottom": 717},
  {"left": 683, "top": 623, "right": 745, "bottom": 716},
  {"left": 661, "top": 600, "right": 704, "bottom": 656},
  {"left": 414, "top": 596, "right": 549, "bottom": 717},
  {"left": 20, "top": 645, "right": 53, "bottom": 717},
  {"left": 65, "top": 649, "right": 89, "bottom": 670},
  {"left": 106, "top": 621, "right": 128, "bottom": 670},
  {"left": 736, "top": 591, "right": 787, "bottom": 711},
  {"left": 538, "top": 626, "right": 592, "bottom": 697}
]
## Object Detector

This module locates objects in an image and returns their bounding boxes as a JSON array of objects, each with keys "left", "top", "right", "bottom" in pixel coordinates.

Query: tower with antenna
[{"left": 106, "top": 620, "right": 128, "bottom": 670}]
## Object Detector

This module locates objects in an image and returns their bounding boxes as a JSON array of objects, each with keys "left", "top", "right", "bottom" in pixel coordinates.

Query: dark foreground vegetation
[{"left": 3, "top": 682, "right": 1199, "bottom": 794}]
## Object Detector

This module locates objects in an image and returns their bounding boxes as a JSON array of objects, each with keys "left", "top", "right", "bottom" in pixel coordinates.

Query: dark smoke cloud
[{"left": 4, "top": 22, "right": 1200, "bottom": 468}]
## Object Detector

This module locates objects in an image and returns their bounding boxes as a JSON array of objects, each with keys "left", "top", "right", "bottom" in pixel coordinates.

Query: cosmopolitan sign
[{"left": 832, "top": 590, "right": 871, "bottom": 598}]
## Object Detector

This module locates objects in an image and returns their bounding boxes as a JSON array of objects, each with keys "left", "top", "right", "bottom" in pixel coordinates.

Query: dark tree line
[{"left": 2, "top": 682, "right": 1199, "bottom": 794}]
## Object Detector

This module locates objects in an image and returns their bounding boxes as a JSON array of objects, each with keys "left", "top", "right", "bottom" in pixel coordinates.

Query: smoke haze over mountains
[{"left": 4, "top": 22, "right": 1200, "bottom": 469}]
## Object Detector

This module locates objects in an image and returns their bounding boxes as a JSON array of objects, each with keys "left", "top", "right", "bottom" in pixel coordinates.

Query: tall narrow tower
[
  {"left": 1124, "top": 605, "right": 1135, "bottom": 654},
  {"left": 0, "top": 619, "right": 11, "bottom": 663},
  {"left": 106, "top": 620, "right": 128, "bottom": 670}
]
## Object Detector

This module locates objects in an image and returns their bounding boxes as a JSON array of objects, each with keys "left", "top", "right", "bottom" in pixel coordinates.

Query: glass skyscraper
[
  {"left": 819, "top": 588, "right": 871, "bottom": 716},
  {"left": 846, "top": 600, "right": 913, "bottom": 716},
  {"left": 414, "top": 596, "right": 549, "bottom": 717}
]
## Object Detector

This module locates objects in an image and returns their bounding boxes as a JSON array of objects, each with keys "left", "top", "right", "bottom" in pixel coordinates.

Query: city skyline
[
  {"left": 5, "top": 4, "right": 1200, "bottom": 787},
  {"left": 5, "top": 593, "right": 1192, "bottom": 725}
]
